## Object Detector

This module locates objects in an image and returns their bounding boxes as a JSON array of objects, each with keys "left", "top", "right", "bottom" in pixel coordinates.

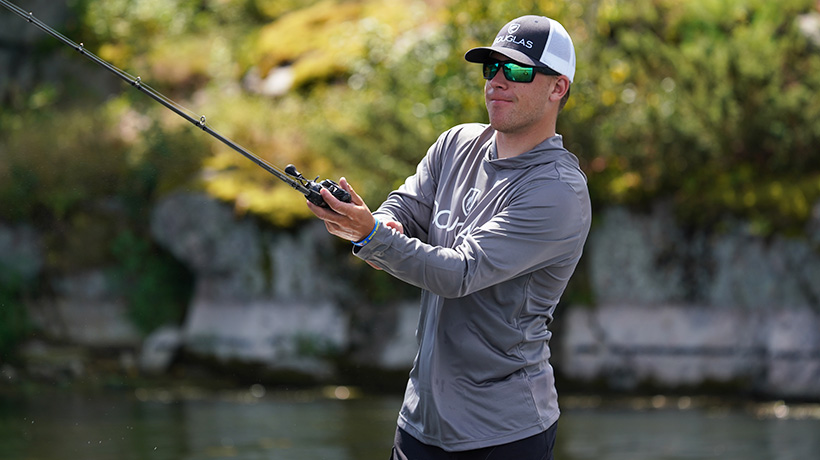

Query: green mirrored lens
[
  {"left": 503, "top": 63, "right": 535, "bottom": 82},
  {"left": 483, "top": 62, "right": 499, "bottom": 80},
  {"left": 482, "top": 61, "right": 537, "bottom": 83}
]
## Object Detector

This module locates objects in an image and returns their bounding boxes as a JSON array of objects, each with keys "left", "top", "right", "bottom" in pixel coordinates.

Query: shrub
[
  {"left": 109, "top": 231, "right": 193, "bottom": 334},
  {"left": 0, "top": 275, "right": 30, "bottom": 360}
]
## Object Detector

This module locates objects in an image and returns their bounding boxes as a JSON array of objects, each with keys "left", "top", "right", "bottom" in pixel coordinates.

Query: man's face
[{"left": 484, "top": 54, "right": 558, "bottom": 135}]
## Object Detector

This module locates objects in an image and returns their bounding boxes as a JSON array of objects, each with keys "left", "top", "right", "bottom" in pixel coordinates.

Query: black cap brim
[{"left": 464, "top": 46, "right": 541, "bottom": 67}]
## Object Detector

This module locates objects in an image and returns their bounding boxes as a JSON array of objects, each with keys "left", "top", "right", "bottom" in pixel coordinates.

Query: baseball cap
[{"left": 465, "top": 15, "right": 576, "bottom": 83}]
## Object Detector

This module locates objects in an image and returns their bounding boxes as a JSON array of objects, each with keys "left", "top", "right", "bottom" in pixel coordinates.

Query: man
[{"left": 308, "top": 15, "right": 591, "bottom": 460}]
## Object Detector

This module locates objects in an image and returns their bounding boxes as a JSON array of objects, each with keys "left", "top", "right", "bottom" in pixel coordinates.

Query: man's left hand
[{"left": 307, "top": 177, "right": 375, "bottom": 243}]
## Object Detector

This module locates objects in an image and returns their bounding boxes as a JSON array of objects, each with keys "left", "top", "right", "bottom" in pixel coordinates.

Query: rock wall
[
  {"left": 145, "top": 193, "right": 420, "bottom": 380},
  {"left": 147, "top": 193, "right": 359, "bottom": 377},
  {"left": 6, "top": 192, "right": 820, "bottom": 398},
  {"left": 0, "top": 223, "right": 41, "bottom": 287},
  {"left": 562, "top": 305, "right": 820, "bottom": 398},
  {"left": 559, "top": 203, "right": 820, "bottom": 399},
  {"left": 586, "top": 204, "right": 820, "bottom": 308}
]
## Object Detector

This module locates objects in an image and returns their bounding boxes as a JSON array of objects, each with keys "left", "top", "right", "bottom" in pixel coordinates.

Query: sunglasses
[{"left": 482, "top": 61, "right": 559, "bottom": 83}]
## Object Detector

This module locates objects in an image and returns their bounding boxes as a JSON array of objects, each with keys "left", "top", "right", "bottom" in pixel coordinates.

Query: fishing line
[{"left": 0, "top": 0, "right": 350, "bottom": 207}]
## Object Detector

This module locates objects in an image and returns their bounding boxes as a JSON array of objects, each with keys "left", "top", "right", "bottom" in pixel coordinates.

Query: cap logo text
[
  {"left": 495, "top": 22, "right": 533, "bottom": 49},
  {"left": 494, "top": 34, "right": 534, "bottom": 49}
]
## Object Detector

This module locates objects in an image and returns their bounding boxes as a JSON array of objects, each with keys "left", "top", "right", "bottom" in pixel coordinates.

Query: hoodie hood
[{"left": 486, "top": 128, "right": 582, "bottom": 173}]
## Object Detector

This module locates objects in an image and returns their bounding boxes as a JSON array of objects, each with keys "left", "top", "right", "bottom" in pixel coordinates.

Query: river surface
[{"left": 1, "top": 386, "right": 818, "bottom": 460}]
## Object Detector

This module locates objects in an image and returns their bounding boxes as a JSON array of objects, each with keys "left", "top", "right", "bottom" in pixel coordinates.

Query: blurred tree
[
  {"left": 3, "top": 0, "right": 820, "bottom": 261},
  {"left": 559, "top": 0, "right": 820, "bottom": 233}
]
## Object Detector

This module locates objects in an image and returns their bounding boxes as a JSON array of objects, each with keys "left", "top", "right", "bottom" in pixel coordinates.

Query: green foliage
[
  {"left": 0, "top": 274, "right": 31, "bottom": 360},
  {"left": 282, "top": 0, "right": 492, "bottom": 204},
  {"left": 109, "top": 231, "right": 193, "bottom": 334},
  {"left": 5, "top": 0, "right": 820, "bottom": 238},
  {"left": 252, "top": 0, "right": 324, "bottom": 20},
  {"left": 241, "top": 0, "right": 820, "bottom": 235},
  {"left": 294, "top": 332, "right": 339, "bottom": 358},
  {"left": 0, "top": 99, "right": 207, "bottom": 221},
  {"left": 0, "top": 239, "right": 37, "bottom": 360},
  {"left": 71, "top": 0, "right": 258, "bottom": 45},
  {"left": 559, "top": 0, "right": 820, "bottom": 233},
  {"left": 0, "top": 108, "right": 130, "bottom": 221}
]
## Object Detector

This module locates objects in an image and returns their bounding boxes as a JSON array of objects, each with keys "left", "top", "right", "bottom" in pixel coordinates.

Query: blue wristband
[{"left": 352, "top": 219, "right": 380, "bottom": 247}]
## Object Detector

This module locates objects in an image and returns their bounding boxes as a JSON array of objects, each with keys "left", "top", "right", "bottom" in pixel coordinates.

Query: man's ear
[{"left": 550, "top": 76, "right": 571, "bottom": 102}]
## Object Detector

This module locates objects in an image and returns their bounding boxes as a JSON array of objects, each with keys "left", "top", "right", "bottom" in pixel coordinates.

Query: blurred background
[{"left": 1, "top": 0, "right": 820, "bottom": 459}]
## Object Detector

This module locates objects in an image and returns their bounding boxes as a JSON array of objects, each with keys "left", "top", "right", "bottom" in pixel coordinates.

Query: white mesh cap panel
[{"left": 540, "top": 18, "right": 576, "bottom": 82}]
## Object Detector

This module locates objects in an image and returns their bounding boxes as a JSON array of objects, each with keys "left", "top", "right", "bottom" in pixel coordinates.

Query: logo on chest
[{"left": 433, "top": 188, "right": 482, "bottom": 243}]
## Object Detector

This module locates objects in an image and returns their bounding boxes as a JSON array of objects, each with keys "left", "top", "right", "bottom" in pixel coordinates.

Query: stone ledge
[{"left": 561, "top": 304, "right": 820, "bottom": 399}]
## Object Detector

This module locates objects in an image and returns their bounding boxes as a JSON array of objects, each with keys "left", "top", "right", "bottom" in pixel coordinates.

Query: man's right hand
[{"left": 384, "top": 220, "right": 404, "bottom": 235}]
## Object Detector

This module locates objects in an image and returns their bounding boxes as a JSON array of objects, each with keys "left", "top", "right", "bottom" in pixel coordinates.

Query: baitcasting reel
[{"left": 285, "top": 165, "right": 351, "bottom": 208}]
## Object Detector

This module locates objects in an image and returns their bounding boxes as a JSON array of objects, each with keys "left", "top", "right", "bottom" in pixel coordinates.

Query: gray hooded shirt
[{"left": 354, "top": 123, "right": 591, "bottom": 451}]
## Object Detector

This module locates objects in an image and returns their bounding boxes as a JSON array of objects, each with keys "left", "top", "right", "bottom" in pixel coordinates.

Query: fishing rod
[{"left": 0, "top": 0, "right": 350, "bottom": 208}]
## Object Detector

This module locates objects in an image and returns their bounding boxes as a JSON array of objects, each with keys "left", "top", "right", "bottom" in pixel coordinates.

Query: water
[
  {"left": 1, "top": 387, "right": 818, "bottom": 460},
  {"left": 1, "top": 386, "right": 398, "bottom": 460},
  {"left": 557, "top": 396, "right": 820, "bottom": 460}
]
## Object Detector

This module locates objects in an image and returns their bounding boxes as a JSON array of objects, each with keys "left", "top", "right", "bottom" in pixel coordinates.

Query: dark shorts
[{"left": 389, "top": 422, "right": 557, "bottom": 460}]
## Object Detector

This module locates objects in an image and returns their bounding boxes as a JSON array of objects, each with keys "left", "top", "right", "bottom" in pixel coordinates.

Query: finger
[
  {"left": 319, "top": 187, "right": 350, "bottom": 214},
  {"left": 385, "top": 220, "right": 404, "bottom": 235},
  {"left": 339, "top": 177, "right": 364, "bottom": 206},
  {"left": 306, "top": 198, "right": 334, "bottom": 219},
  {"left": 307, "top": 198, "right": 346, "bottom": 227}
]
